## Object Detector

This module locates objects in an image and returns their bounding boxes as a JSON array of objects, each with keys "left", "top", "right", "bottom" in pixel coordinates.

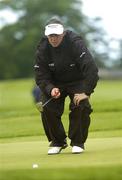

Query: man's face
[{"left": 47, "top": 33, "right": 64, "bottom": 47}]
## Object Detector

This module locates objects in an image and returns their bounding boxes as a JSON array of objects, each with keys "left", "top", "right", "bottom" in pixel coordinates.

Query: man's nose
[{"left": 51, "top": 37, "right": 57, "bottom": 41}]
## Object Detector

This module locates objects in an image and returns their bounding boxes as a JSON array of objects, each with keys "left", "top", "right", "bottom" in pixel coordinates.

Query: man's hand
[
  {"left": 51, "top": 88, "right": 61, "bottom": 98},
  {"left": 74, "top": 93, "right": 89, "bottom": 106}
]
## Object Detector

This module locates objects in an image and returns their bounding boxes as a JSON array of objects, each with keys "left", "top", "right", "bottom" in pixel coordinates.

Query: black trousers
[
  {"left": 41, "top": 84, "right": 92, "bottom": 147},
  {"left": 41, "top": 112, "right": 52, "bottom": 142}
]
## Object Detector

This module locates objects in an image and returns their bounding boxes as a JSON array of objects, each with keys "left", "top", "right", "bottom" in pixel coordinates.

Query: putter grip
[{"left": 36, "top": 101, "right": 43, "bottom": 112}]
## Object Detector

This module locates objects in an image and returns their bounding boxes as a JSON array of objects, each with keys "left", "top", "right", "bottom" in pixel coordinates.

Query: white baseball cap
[{"left": 45, "top": 23, "right": 64, "bottom": 36}]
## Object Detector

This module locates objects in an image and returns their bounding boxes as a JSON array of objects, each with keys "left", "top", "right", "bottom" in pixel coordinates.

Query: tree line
[{"left": 0, "top": 0, "right": 120, "bottom": 80}]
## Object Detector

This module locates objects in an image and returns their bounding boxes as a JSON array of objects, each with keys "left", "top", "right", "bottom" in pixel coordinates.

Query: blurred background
[{"left": 0, "top": 0, "right": 122, "bottom": 80}]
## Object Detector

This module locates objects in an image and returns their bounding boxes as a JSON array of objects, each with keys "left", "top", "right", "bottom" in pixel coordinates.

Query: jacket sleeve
[
  {"left": 70, "top": 33, "right": 99, "bottom": 95},
  {"left": 34, "top": 42, "right": 55, "bottom": 95}
]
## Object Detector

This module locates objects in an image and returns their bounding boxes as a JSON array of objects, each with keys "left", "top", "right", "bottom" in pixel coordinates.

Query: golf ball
[{"left": 32, "top": 164, "right": 38, "bottom": 168}]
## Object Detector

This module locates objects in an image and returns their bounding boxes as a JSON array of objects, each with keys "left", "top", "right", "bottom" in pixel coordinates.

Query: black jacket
[{"left": 34, "top": 30, "right": 99, "bottom": 95}]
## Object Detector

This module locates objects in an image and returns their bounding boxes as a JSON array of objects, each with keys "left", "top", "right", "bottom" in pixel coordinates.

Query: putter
[{"left": 36, "top": 97, "right": 53, "bottom": 112}]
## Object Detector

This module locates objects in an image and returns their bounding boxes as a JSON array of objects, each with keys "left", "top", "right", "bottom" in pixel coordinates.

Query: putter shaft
[
  {"left": 36, "top": 97, "right": 53, "bottom": 112},
  {"left": 42, "top": 97, "right": 53, "bottom": 107}
]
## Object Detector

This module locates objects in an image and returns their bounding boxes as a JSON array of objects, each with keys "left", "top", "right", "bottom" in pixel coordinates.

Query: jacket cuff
[
  {"left": 45, "top": 83, "right": 55, "bottom": 95},
  {"left": 81, "top": 84, "right": 93, "bottom": 96}
]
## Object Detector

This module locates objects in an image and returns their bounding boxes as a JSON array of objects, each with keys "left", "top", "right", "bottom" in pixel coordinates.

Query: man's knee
[
  {"left": 44, "top": 101, "right": 63, "bottom": 117},
  {"left": 70, "top": 99, "right": 92, "bottom": 114},
  {"left": 79, "top": 99, "right": 93, "bottom": 114}
]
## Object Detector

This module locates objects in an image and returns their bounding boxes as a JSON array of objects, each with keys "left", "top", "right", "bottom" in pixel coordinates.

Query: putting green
[
  {"left": 1, "top": 137, "right": 122, "bottom": 170},
  {"left": 0, "top": 136, "right": 122, "bottom": 180}
]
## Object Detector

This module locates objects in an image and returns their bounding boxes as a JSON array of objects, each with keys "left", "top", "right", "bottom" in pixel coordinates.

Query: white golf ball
[{"left": 32, "top": 164, "right": 38, "bottom": 168}]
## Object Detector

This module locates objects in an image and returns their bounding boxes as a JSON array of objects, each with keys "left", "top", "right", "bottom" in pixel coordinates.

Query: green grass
[
  {"left": 1, "top": 167, "right": 122, "bottom": 180},
  {"left": 1, "top": 137, "right": 122, "bottom": 170},
  {"left": 0, "top": 111, "right": 122, "bottom": 139},
  {"left": 0, "top": 137, "right": 122, "bottom": 180},
  {"left": 0, "top": 79, "right": 122, "bottom": 180}
]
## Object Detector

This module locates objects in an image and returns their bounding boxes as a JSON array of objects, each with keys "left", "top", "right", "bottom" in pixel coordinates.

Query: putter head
[{"left": 36, "top": 101, "right": 43, "bottom": 112}]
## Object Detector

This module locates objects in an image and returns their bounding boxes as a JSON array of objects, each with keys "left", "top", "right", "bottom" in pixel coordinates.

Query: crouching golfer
[{"left": 34, "top": 17, "right": 99, "bottom": 155}]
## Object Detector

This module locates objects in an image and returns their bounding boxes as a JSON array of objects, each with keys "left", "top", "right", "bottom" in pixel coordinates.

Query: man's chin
[{"left": 51, "top": 43, "right": 60, "bottom": 47}]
